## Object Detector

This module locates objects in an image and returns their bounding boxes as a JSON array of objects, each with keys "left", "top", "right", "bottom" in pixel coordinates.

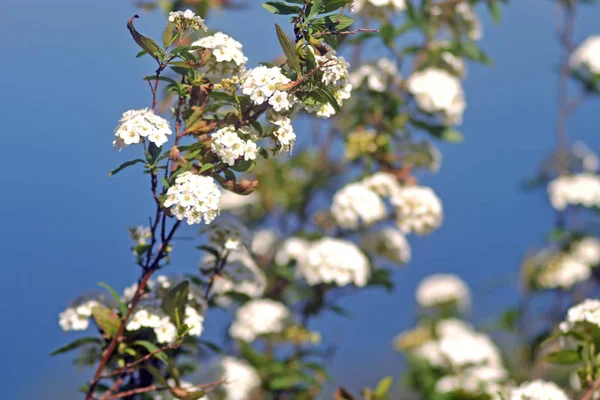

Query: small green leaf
[
  {"left": 262, "top": 2, "right": 302, "bottom": 14},
  {"left": 268, "top": 374, "right": 305, "bottom": 390},
  {"left": 487, "top": 0, "right": 502, "bottom": 23},
  {"left": 439, "top": 129, "right": 464, "bottom": 142},
  {"left": 374, "top": 376, "right": 393, "bottom": 399},
  {"left": 198, "top": 163, "right": 214, "bottom": 174},
  {"left": 544, "top": 350, "right": 580, "bottom": 365},
  {"left": 275, "top": 23, "right": 302, "bottom": 75},
  {"left": 109, "top": 159, "right": 146, "bottom": 177},
  {"left": 127, "top": 15, "right": 163, "bottom": 61},
  {"left": 316, "top": 84, "right": 341, "bottom": 113},
  {"left": 312, "top": 15, "right": 355, "bottom": 32},
  {"left": 50, "top": 337, "right": 102, "bottom": 356},
  {"left": 321, "top": 0, "right": 352, "bottom": 13},
  {"left": 133, "top": 340, "right": 169, "bottom": 364},
  {"left": 162, "top": 23, "right": 175, "bottom": 49},
  {"left": 92, "top": 306, "right": 121, "bottom": 339},
  {"left": 161, "top": 280, "right": 190, "bottom": 328},
  {"left": 99, "top": 282, "right": 128, "bottom": 316}
]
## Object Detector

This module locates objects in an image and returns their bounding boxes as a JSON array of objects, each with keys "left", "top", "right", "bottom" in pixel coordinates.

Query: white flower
[
  {"left": 163, "top": 172, "right": 221, "bottom": 225},
  {"left": 113, "top": 109, "right": 173, "bottom": 150},
  {"left": 298, "top": 238, "right": 370, "bottom": 287},
  {"left": 350, "top": 57, "right": 399, "bottom": 92},
  {"left": 168, "top": 9, "right": 207, "bottom": 31},
  {"left": 241, "top": 66, "right": 295, "bottom": 109},
  {"left": 436, "top": 365, "right": 508, "bottom": 397},
  {"left": 331, "top": 182, "right": 386, "bottom": 229},
  {"left": 455, "top": 3, "right": 482, "bottom": 41},
  {"left": 361, "top": 227, "right": 411, "bottom": 265},
  {"left": 352, "top": 0, "right": 406, "bottom": 13},
  {"left": 202, "top": 215, "right": 250, "bottom": 250},
  {"left": 441, "top": 51, "right": 466, "bottom": 76},
  {"left": 192, "top": 33, "right": 247, "bottom": 78},
  {"left": 536, "top": 253, "right": 591, "bottom": 289},
  {"left": 559, "top": 298, "right": 600, "bottom": 333},
  {"left": 155, "top": 318, "right": 178, "bottom": 343},
  {"left": 251, "top": 229, "right": 279, "bottom": 257},
  {"left": 416, "top": 274, "right": 470, "bottom": 310},
  {"left": 509, "top": 380, "right": 569, "bottom": 400},
  {"left": 406, "top": 68, "right": 466, "bottom": 125},
  {"left": 211, "top": 125, "right": 259, "bottom": 166},
  {"left": 275, "top": 237, "right": 311, "bottom": 266},
  {"left": 572, "top": 237, "right": 600, "bottom": 267},
  {"left": 268, "top": 113, "right": 296, "bottom": 153},
  {"left": 304, "top": 51, "right": 352, "bottom": 118},
  {"left": 58, "top": 299, "right": 102, "bottom": 331},
  {"left": 229, "top": 299, "right": 291, "bottom": 342},
  {"left": 362, "top": 172, "right": 403, "bottom": 197},
  {"left": 547, "top": 173, "right": 600, "bottom": 210},
  {"left": 570, "top": 35, "right": 600, "bottom": 76},
  {"left": 216, "top": 357, "right": 261, "bottom": 400},
  {"left": 184, "top": 306, "right": 205, "bottom": 336},
  {"left": 391, "top": 185, "right": 443, "bottom": 235}
]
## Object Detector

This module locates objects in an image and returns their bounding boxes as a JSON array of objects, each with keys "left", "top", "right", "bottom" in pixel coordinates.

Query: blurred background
[{"left": 2, "top": 0, "right": 600, "bottom": 398}]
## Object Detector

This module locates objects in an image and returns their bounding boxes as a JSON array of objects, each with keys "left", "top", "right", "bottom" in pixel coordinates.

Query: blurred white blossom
[
  {"left": 331, "top": 182, "right": 386, "bottom": 229},
  {"left": 559, "top": 298, "right": 600, "bottom": 333},
  {"left": 416, "top": 274, "right": 470, "bottom": 310},
  {"left": 571, "top": 237, "right": 600, "bottom": 267},
  {"left": 536, "top": 253, "right": 591, "bottom": 289},
  {"left": 391, "top": 185, "right": 443, "bottom": 235},
  {"left": 570, "top": 35, "right": 600, "bottom": 76},
  {"left": 547, "top": 173, "right": 600, "bottom": 210},
  {"left": 361, "top": 227, "right": 411, "bottom": 265},
  {"left": 509, "top": 380, "right": 569, "bottom": 400},
  {"left": 350, "top": 58, "right": 399, "bottom": 92},
  {"left": 229, "top": 299, "right": 291, "bottom": 342},
  {"left": 275, "top": 237, "right": 311, "bottom": 266},
  {"left": 216, "top": 357, "right": 261, "bottom": 400},
  {"left": 59, "top": 299, "right": 101, "bottom": 331}
]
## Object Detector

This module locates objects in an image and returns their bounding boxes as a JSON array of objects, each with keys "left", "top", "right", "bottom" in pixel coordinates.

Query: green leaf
[
  {"left": 321, "top": 0, "right": 352, "bottom": 13},
  {"left": 98, "top": 282, "right": 128, "bottom": 316},
  {"left": 268, "top": 374, "right": 305, "bottom": 390},
  {"left": 127, "top": 15, "right": 163, "bottom": 61},
  {"left": 438, "top": 129, "right": 463, "bottom": 142},
  {"left": 544, "top": 350, "right": 580, "bottom": 365},
  {"left": 133, "top": 340, "right": 169, "bottom": 364},
  {"left": 275, "top": 24, "right": 302, "bottom": 75},
  {"left": 263, "top": 2, "right": 302, "bottom": 14},
  {"left": 162, "top": 23, "right": 176, "bottom": 49},
  {"left": 368, "top": 269, "right": 394, "bottom": 292},
  {"left": 92, "top": 305, "right": 121, "bottom": 339},
  {"left": 312, "top": 15, "right": 355, "bottom": 32},
  {"left": 239, "top": 341, "right": 268, "bottom": 366},
  {"left": 198, "top": 163, "right": 214, "bottom": 174},
  {"left": 487, "top": 0, "right": 502, "bottom": 23},
  {"left": 231, "top": 159, "right": 256, "bottom": 172},
  {"left": 307, "top": 0, "right": 324, "bottom": 19},
  {"left": 328, "top": 304, "right": 352, "bottom": 317},
  {"left": 161, "top": 280, "right": 190, "bottom": 328},
  {"left": 109, "top": 159, "right": 146, "bottom": 177},
  {"left": 374, "top": 376, "right": 393, "bottom": 399},
  {"left": 198, "top": 339, "right": 224, "bottom": 354},
  {"left": 50, "top": 337, "right": 102, "bottom": 356},
  {"left": 380, "top": 23, "right": 394, "bottom": 45},
  {"left": 457, "top": 42, "right": 492, "bottom": 65},
  {"left": 144, "top": 363, "right": 170, "bottom": 386},
  {"left": 316, "top": 84, "right": 341, "bottom": 113}
]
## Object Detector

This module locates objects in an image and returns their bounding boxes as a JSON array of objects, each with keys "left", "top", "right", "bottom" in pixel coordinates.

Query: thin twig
[
  {"left": 101, "top": 343, "right": 181, "bottom": 379},
  {"left": 582, "top": 378, "right": 600, "bottom": 400}
]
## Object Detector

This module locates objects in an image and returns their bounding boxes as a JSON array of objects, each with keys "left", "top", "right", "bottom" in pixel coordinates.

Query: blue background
[{"left": 2, "top": 0, "right": 600, "bottom": 398}]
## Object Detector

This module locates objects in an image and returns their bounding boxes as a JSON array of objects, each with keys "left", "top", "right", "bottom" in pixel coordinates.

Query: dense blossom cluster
[
  {"left": 416, "top": 274, "right": 470, "bottom": 310},
  {"left": 331, "top": 182, "right": 386, "bottom": 229},
  {"left": 571, "top": 237, "right": 600, "bottom": 266},
  {"left": 454, "top": 3, "right": 483, "bottom": 41},
  {"left": 536, "top": 252, "right": 591, "bottom": 289},
  {"left": 274, "top": 237, "right": 311, "bottom": 266},
  {"left": 559, "top": 298, "right": 600, "bottom": 334},
  {"left": 509, "top": 380, "right": 569, "bottom": 400},
  {"left": 241, "top": 66, "right": 295, "bottom": 109},
  {"left": 59, "top": 299, "right": 102, "bottom": 331},
  {"left": 192, "top": 32, "right": 247, "bottom": 78},
  {"left": 113, "top": 109, "right": 173, "bottom": 150},
  {"left": 305, "top": 51, "right": 352, "bottom": 118},
  {"left": 391, "top": 185, "right": 444, "bottom": 235},
  {"left": 163, "top": 172, "right": 221, "bottom": 224},
  {"left": 361, "top": 227, "right": 411, "bottom": 265},
  {"left": 212, "top": 357, "right": 261, "bottom": 400},
  {"left": 298, "top": 238, "right": 371, "bottom": 287},
  {"left": 547, "top": 173, "right": 600, "bottom": 210},
  {"left": 211, "top": 125, "right": 259, "bottom": 166},
  {"left": 229, "top": 299, "right": 292, "bottom": 342},
  {"left": 350, "top": 57, "right": 399, "bottom": 92},
  {"left": 168, "top": 9, "right": 207, "bottom": 31},
  {"left": 268, "top": 113, "right": 296, "bottom": 153},
  {"left": 406, "top": 68, "right": 466, "bottom": 125},
  {"left": 351, "top": 0, "right": 406, "bottom": 13},
  {"left": 570, "top": 35, "right": 600, "bottom": 77}
]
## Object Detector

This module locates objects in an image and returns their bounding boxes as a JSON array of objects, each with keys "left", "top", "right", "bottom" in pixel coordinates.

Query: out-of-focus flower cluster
[
  {"left": 229, "top": 299, "right": 292, "bottom": 342},
  {"left": 113, "top": 109, "right": 173, "bottom": 150},
  {"left": 351, "top": 0, "right": 406, "bottom": 15},
  {"left": 509, "top": 380, "right": 570, "bottom": 400},
  {"left": 547, "top": 173, "right": 600, "bottom": 210},
  {"left": 164, "top": 172, "right": 221, "bottom": 225},
  {"left": 350, "top": 58, "right": 400, "bottom": 92},
  {"left": 570, "top": 35, "right": 600, "bottom": 78},
  {"left": 415, "top": 274, "right": 470, "bottom": 311}
]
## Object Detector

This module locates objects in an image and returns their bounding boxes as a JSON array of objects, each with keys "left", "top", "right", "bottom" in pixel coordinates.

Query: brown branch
[
  {"left": 313, "top": 28, "right": 379, "bottom": 38},
  {"left": 100, "top": 343, "right": 181, "bottom": 379},
  {"left": 98, "top": 376, "right": 125, "bottom": 400},
  {"left": 582, "top": 378, "right": 600, "bottom": 400},
  {"left": 107, "top": 377, "right": 227, "bottom": 400}
]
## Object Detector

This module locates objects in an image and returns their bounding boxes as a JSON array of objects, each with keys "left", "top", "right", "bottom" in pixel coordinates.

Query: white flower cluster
[
  {"left": 192, "top": 33, "right": 247, "bottom": 78},
  {"left": 407, "top": 68, "right": 466, "bottom": 125},
  {"left": 535, "top": 252, "right": 591, "bottom": 290},
  {"left": 361, "top": 172, "right": 444, "bottom": 235},
  {"left": 211, "top": 125, "right": 259, "bottom": 166},
  {"left": 559, "top": 298, "right": 600, "bottom": 334},
  {"left": 509, "top": 380, "right": 569, "bottom": 400},
  {"left": 275, "top": 237, "right": 311, "bottom": 266},
  {"left": 214, "top": 357, "right": 261, "bottom": 400},
  {"left": 306, "top": 51, "right": 352, "bottom": 118},
  {"left": 123, "top": 275, "right": 207, "bottom": 343},
  {"left": 59, "top": 299, "right": 101, "bottom": 331},
  {"left": 416, "top": 274, "right": 470, "bottom": 310},
  {"left": 570, "top": 35, "right": 600, "bottom": 77},
  {"left": 361, "top": 227, "right": 412, "bottom": 265},
  {"left": 331, "top": 182, "right": 386, "bottom": 229},
  {"left": 168, "top": 9, "right": 207, "bottom": 32},
  {"left": 203, "top": 249, "right": 267, "bottom": 307},
  {"left": 436, "top": 365, "right": 508, "bottom": 399},
  {"left": 391, "top": 185, "right": 444, "bottom": 235},
  {"left": 455, "top": 3, "right": 483, "bottom": 41},
  {"left": 441, "top": 49, "right": 466, "bottom": 77},
  {"left": 251, "top": 229, "right": 279, "bottom": 257},
  {"left": 113, "top": 109, "right": 172, "bottom": 150},
  {"left": 351, "top": 0, "right": 406, "bottom": 13},
  {"left": 164, "top": 172, "right": 221, "bottom": 225},
  {"left": 547, "top": 173, "right": 600, "bottom": 210},
  {"left": 229, "top": 299, "right": 291, "bottom": 342},
  {"left": 298, "top": 237, "right": 371, "bottom": 287},
  {"left": 129, "top": 226, "right": 151, "bottom": 256},
  {"left": 571, "top": 237, "right": 600, "bottom": 267},
  {"left": 241, "top": 66, "right": 295, "bottom": 110},
  {"left": 350, "top": 58, "right": 399, "bottom": 92},
  {"left": 268, "top": 112, "right": 296, "bottom": 153}
]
